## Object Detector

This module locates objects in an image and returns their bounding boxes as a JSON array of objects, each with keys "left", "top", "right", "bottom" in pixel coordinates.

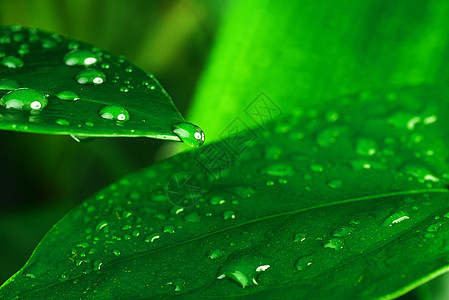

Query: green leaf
[
  {"left": 188, "top": 0, "right": 449, "bottom": 142},
  {"left": 2, "top": 85, "right": 449, "bottom": 298},
  {"left": 0, "top": 25, "right": 202, "bottom": 143}
]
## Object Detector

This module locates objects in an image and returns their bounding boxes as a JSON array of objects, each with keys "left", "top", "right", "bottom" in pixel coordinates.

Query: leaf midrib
[{"left": 13, "top": 188, "right": 449, "bottom": 296}]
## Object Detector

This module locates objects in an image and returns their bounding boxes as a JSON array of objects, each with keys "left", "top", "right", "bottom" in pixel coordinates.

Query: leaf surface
[
  {"left": 188, "top": 0, "right": 449, "bottom": 142},
  {"left": 0, "top": 25, "right": 191, "bottom": 141},
  {"left": 1, "top": 86, "right": 449, "bottom": 299}
]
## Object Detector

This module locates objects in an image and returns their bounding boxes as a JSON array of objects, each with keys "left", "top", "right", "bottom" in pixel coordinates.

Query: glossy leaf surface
[
  {"left": 0, "top": 25, "right": 189, "bottom": 141},
  {"left": 2, "top": 85, "right": 449, "bottom": 298},
  {"left": 188, "top": 0, "right": 449, "bottom": 142}
]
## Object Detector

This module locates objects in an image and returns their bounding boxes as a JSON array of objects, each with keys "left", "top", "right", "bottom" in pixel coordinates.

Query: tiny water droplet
[
  {"left": 184, "top": 212, "right": 201, "bottom": 223},
  {"left": 172, "top": 122, "right": 205, "bottom": 147},
  {"left": 323, "top": 237, "right": 344, "bottom": 250},
  {"left": 356, "top": 138, "right": 377, "bottom": 156},
  {"left": 327, "top": 180, "right": 342, "bottom": 189},
  {"left": 222, "top": 211, "right": 236, "bottom": 220},
  {"left": 207, "top": 249, "right": 225, "bottom": 260},
  {"left": 167, "top": 278, "right": 185, "bottom": 292},
  {"left": 99, "top": 105, "right": 130, "bottom": 122},
  {"left": 293, "top": 233, "right": 306, "bottom": 243},
  {"left": 163, "top": 225, "right": 175, "bottom": 234},
  {"left": 310, "top": 164, "right": 323, "bottom": 172},
  {"left": 210, "top": 196, "right": 226, "bottom": 205},
  {"left": 144, "top": 233, "right": 160, "bottom": 243},
  {"left": 0, "top": 88, "right": 48, "bottom": 111},
  {"left": 56, "top": 90, "right": 79, "bottom": 101},
  {"left": 113, "top": 249, "right": 121, "bottom": 256},
  {"left": 95, "top": 221, "right": 108, "bottom": 231},
  {"left": 64, "top": 50, "right": 98, "bottom": 66},
  {"left": 295, "top": 256, "right": 313, "bottom": 271},
  {"left": 261, "top": 164, "right": 295, "bottom": 177},
  {"left": 332, "top": 226, "right": 354, "bottom": 237},
  {"left": 76, "top": 68, "right": 106, "bottom": 85},
  {"left": 1, "top": 56, "right": 24, "bottom": 68},
  {"left": 427, "top": 222, "right": 444, "bottom": 232},
  {"left": 93, "top": 260, "right": 103, "bottom": 270},
  {"left": 120, "top": 86, "right": 129, "bottom": 93},
  {"left": 56, "top": 119, "right": 70, "bottom": 126}
]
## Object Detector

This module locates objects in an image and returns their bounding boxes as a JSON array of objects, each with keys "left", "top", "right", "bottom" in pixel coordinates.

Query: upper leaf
[
  {"left": 0, "top": 25, "right": 203, "bottom": 144},
  {"left": 1, "top": 85, "right": 449, "bottom": 299}
]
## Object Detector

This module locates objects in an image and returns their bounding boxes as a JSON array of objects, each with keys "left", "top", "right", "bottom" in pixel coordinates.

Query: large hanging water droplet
[
  {"left": 99, "top": 105, "right": 130, "bottom": 122},
  {"left": 0, "top": 79, "right": 20, "bottom": 90},
  {"left": 64, "top": 49, "right": 98, "bottom": 66},
  {"left": 1, "top": 56, "right": 24, "bottom": 68},
  {"left": 75, "top": 68, "right": 106, "bottom": 85},
  {"left": 57, "top": 90, "right": 79, "bottom": 101},
  {"left": 0, "top": 88, "right": 48, "bottom": 111},
  {"left": 172, "top": 122, "right": 205, "bottom": 147}
]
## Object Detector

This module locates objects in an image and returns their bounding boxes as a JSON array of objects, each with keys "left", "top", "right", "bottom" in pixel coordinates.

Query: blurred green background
[{"left": 0, "top": 0, "right": 227, "bottom": 283}]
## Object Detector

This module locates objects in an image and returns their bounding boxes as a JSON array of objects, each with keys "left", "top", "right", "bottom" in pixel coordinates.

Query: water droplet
[
  {"left": 327, "top": 180, "right": 342, "bottom": 189},
  {"left": 172, "top": 122, "right": 205, "bottom": 147},
  {"left": 95, "top": 221, "right": 108, "bottom": 231},
  {"left": 356, "top": 138, "right": 377, "bottom": 156},
  {"left": 144, "top": 233, "right": 160, "bottom": 243},
  {"left": 293, "top": 233, "right": 306, "bottom": 243},
  {"left": 266, "top": 180, "right": 275, "bottom": 186},
  {"left": 99, "top": 105, "right": 130, "bottom": 122},
  {"left": 113, "top": 249, "right": 121, "bottom": 256},
  {"left": 0, "top": 88, "right": 48, "bottom": 111},
  {"left": 383, "top": 211, "right": 410, "bottom": 227},
  {"left": 56, "top": 90, "right": 79, "bottom": 101},
  {"left": 64, "top": 50, "right": 98, "bottom": 66},
  {"left": 427, "top": 222, "right": 444, "bottom": 232},
  {"left": 75, "top": 68, "right": 106, "bottom": 85},
  {"left": 323, "top": 237, "right": 344, "bottom": 250},
  {"left": 163, "top": 225, "right": 175, "bottom": 234},
  {"left": 120, "top": 86, "right": 129, "bottom": 93},
  {"left": 56, "top": 119, "right": 70, "bottom": 126},
  {"left": 332, "top": 226, "right": 354, "bottom": 237},
  {"left": 401, "top": 164, "right": 439, "bottom": 183},
  {"left": 207, "top": 249, "right": 225, "bottom": 260},
  {"left": 132, "top": 230, "right": 140, "bottom": 237},
  {"left": 210, "top": 196, "right": 226, "bottom": 205},
  {"left": 1, "top": 56, "right": 24, "bottom": 68},
  {"left": 217, "top": 255, "right": 271, "bottom": 288},
  {"left": 222, "top": 211, "right": 236, "bottom": 220},
  {"left": 310, "top": 164, "right": 323, "bottom": 172},
  {"left": 184, "top": 212, "right": 200, "bottom": 223},
  {"left": 42, "top": 39, "right": 57, "bottom": 49},
  {"left": 316, "top": 126, "right": 346, "bottom": 147},
  {"left": 167, "top": 278, "right": 185, "bottom": 292},
  {"left": 122, "top": 224, "right": 132, "bottom": 230},
  {"left": 261, "top": 164, "right": 295, "bottom": 177},
  {"left": 93, "top": 260, "right": 103, "bottom": 270},
  {"left": 0, "top": 79, "right": 20, "bottom": 90},
  {"left": 294, "top": 256, "right": 313, "bottom": 271}
]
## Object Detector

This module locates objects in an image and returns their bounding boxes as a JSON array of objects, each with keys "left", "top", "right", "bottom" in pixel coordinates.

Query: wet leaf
[
  {"left": 0, "top": 25, "right": 200, "bottom": 143},
  {"left": 2, "top": 86, "right": 449, "bottom": 299},
  {"left": 188, "top": 0, "right": 449, "bottom": 142}
]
